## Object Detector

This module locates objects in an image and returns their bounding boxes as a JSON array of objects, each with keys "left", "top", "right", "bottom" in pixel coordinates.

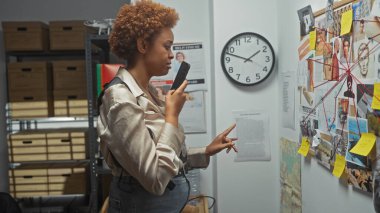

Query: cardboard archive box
[
  {"left": 46, "top": 132, "right": 87, "bottom": 160},
  {"left": 8, "top": 133, "right": 48, "bottom": 162},
  {"left": 2, "top": 21, "right": 49, "bottom": 51},
  {"left": 52, "top": 60, "right": 86, "bottom": 90},
  {"left": 9, "top": 167, "right": 86, "bottom": 198},
  {"left": 53, "top": 89, "right": 88, "bottom": 117},
  {"left": 49, "top": 20, "right": 87, "bottom": 50},
  {"left": 7, "top": 61, "right": 53, "bottom": 118}
]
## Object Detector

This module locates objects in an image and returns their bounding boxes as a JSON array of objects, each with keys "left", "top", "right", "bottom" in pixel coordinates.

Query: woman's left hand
[{"left": 205, "top": 124, "right": 238, "bottom": 157}]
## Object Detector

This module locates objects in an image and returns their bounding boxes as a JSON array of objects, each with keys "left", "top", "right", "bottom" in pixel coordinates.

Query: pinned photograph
[
  {"left": 346, "top": 162, "right": 373, "bottom": 193},
  {"left": 331, "top": 37, "right": 341, "bottom": 81},
  {"left": 336, "top": 98, "right": 349, "bottom": 130},
  {"left": 356, "top": 84, "right": 374, "bottom": 118},
  {"left": 298, "top": 5, "right": 315, "bottom": 37},
  {"left": 340, "top": 35, "right": 352, "bottom": 64}
]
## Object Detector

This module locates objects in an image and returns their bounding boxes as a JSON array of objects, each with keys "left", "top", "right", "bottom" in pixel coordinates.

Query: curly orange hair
[{"left": 109, "top": 0, "right": 179, "bottom": 67}]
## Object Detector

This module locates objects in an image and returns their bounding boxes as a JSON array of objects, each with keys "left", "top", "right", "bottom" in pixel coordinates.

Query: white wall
[
  {"left": 278, "top": 0, "right": 375, "bottom": 212},
  {"left": 155, "top": 0, "right": 215, "bottom": 200},
  {"left": 212, "top": 0, "right": 280, "bottom": 212}
]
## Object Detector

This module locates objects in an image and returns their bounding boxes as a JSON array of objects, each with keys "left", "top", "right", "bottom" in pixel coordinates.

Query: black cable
[
  {"left": 187, "top": 195, "right": 216, "bottom": 210},
  {"left": 179, "top": 167, "right": 190, "bottom": 213}
]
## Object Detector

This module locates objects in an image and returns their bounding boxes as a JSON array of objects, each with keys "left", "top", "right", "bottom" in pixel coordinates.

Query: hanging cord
[
  {"left": 179, "top": 167, "right": 191, "bottom": 212},
  {"left": 178, "top": 167, "right": 216, "bottom": 211},
  {"left": 187, "top": 195, "right": 216, "bottom": 210}
]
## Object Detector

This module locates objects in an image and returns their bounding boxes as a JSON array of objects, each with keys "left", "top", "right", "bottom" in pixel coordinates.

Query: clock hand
[
  {"left": 244, "top": 50, "right": 261, "bottom": 63},
  {"left": 225, "top": 52, "right": 253, "bottom": 62}
]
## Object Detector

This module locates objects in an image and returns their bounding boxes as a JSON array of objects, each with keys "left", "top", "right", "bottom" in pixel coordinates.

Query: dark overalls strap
[{"left": 97, "top": 76, "right": 126, "bottom": 113}]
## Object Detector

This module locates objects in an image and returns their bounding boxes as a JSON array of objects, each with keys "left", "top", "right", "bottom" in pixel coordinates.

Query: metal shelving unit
[
  {"left": 85, "top": 34, "right": 110, "bottom": 213},
  {"left": 4, "top": 33, "right": 113, "bottom": 212},
  {"left": 4, "top": 48, "right": 92, "bottom": 212},
  {"left": 6, "top": 116, "right": 94, "bottom": 134}
]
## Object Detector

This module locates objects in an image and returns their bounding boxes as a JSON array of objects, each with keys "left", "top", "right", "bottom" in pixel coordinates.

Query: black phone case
[{"left": 170, "top": 61, "right": 190, "bottom": 90}]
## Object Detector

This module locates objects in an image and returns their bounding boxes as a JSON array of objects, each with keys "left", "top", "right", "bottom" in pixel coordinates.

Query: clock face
[{"left": 221, "top": 32, "right": 275, "bottom": 86}]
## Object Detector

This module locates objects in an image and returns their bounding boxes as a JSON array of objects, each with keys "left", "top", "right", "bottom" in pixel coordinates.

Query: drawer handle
[
  {"left": 21, "top": 68, "right": 32, "bottom": 72},
  {"left": 67, "top": 95, "right": 77, "bottom": 100},
  {"left": 23, "top": 176, "right": 33, "bottom": 179},
  {"left": 23, "top": 96, "right": 34, "bottom": 100},
  {"left": 66, "top": 66, "right": 77, "bottom": 71},
  {"left": 17, "top": 27, "right": 27, "bottom": 31},
  {"left": 62, "top": 26, "right": 73, "bottom": 31},
  {"left": 22, "top": 141, "right": 32, "bottom": 144},
  {"left": 61, "top": 139, "right": 71, "bottom": 143}
]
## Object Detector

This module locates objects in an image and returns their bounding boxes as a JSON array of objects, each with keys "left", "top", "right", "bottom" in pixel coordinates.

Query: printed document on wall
[
  {"left": 281, "top": 72, "right": 296, "bottom": 130},
  {"left": 179, "top": 91, "right": 206, "bottom": 133},
  {"left": 233, "top": 110, "right": 271, "bottom": 161},
  {"left": 151, "top": 42, "right": 207, "bottom": 92}
]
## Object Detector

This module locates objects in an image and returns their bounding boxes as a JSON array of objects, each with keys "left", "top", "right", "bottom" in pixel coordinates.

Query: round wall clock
[{"left": 220, "top": 32, "right": 275, "bottom": 86}]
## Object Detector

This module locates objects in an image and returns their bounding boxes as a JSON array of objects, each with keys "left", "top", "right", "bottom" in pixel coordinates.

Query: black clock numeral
[
  {"left": 246, "top": 76, "right": 251, "bottom": 83},
  {"left": 245, "top": 36, "right": 251, "bottom": 43},
  {"left": 265, "top": 56, "right": 270, "bottom": 62},
  {"left": 235, "top": 39, "right": 241, "bottom": 46},
  {"left": 225, "top": 57, "right": 230, "bottom": 63},
  {"left": 256, "top": 38, "right": 260, "bottom": 45},
  {"left": 263, "top": 46, "right": 267, "bottom": 53},
  {"left": 256, "top": 73, "right": 261, "bottom": 80},
  {"left": 236, "top": 74, "right": 240, "bottom": 80},
  {"left": 227, "top": 47, "right": 235, "bottom": 53},
  {"left": 228, "top": 67, "right": 233, "bottom": 73},
  {"left": 263, "top": 66, "right": 268, "bottom": 72}
]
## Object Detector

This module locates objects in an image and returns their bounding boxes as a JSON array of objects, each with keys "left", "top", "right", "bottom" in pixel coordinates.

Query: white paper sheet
[
  {"left": 179, "top": 91, "right": 207, "bottom": 133},
  {"left": 281, "top": 72, "right": 296, "bottom": 130},
  {"left": 233, "top": 110, "right": 271, "bottom": 161}
]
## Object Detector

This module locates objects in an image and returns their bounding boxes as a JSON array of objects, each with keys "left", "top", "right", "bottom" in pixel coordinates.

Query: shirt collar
[{"left": 116, "top": 67, "right": 145, "bottom": 98}]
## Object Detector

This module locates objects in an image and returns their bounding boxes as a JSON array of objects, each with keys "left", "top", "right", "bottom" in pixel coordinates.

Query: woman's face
[
  {"left": 176, "top": 53, "right": 184, "bottom": 62},
  {"left": 144, "top": 27, "right": 174, "bottom": 76}
]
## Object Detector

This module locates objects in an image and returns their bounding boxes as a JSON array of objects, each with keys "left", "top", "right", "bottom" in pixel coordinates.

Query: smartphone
[{"left": 170, "top": 61, "right": 190, "bottom": 90}]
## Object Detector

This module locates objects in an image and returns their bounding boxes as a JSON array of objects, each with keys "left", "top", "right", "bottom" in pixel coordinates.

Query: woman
[{"left": 97, "top": 1, "right": 237, "bottom": 212}]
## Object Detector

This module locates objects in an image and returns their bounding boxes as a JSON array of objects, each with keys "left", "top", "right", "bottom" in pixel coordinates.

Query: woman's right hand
[{"left": 165, "top": 80, "right": 188, "bottom": 127}]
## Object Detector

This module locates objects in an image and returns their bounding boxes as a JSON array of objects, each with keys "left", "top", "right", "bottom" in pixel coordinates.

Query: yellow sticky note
[
  {"left": 309, "top": 30, "right": 316, "bottom": 50},
  {"left": 298, "top": 137, "right": 310, "bottom": 157},
  {"left": 372, "top": 83, "right": 380, "bottom": 110},
  {"left": 333, "top": 154, "right": 346, "bottom": 177},
  {"left": 350, "top": 133, "right": 376, "bottom": 156},
  {"left": 340, "top": 9, "right": 353, "bottom": 35}
]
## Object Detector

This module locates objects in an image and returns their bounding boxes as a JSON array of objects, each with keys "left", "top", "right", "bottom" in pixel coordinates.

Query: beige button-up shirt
[{"left": 97, "top": 68, "right": 209, "bottom": 195}]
